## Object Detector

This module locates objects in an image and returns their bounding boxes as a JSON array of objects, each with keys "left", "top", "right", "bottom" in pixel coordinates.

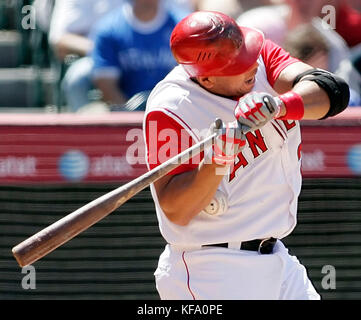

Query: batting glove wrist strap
[
  {"left": 205, "top": 120, "right": 246, "bottom": 166},
  {"left": 276, "top": 91, "right": 304, "bottom": 120}
]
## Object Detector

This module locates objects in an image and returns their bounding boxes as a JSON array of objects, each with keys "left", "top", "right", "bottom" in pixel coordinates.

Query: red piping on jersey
[
  {"left": 164, "top": 108, "right": 199, "bottom": 142},
  {"left": 274, "top": 120, "right": 287, "bottom": 137},
  {"left": 271, "top": 122, "right": 286, "bottom": 141},
  {"left": 182, "top": 251, "right": 196, "bottom": 300}
]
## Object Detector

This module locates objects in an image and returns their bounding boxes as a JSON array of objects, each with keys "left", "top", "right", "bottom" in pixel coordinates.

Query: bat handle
[{"left": 263, "top": 96, "right": 276, "bottom": 113}]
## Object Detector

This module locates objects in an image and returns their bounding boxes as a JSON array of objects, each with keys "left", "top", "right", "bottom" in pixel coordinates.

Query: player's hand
[
  {"left": 205, "top": 119, "right": 246, "bottom": 166},
  {"left": 234, "top": 92, "right": 281, "bottom": 132}
]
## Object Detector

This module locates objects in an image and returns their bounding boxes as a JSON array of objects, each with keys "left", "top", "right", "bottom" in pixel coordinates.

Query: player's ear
[{"left": 197, "top": 76, "right": 215, "bottom": 89}]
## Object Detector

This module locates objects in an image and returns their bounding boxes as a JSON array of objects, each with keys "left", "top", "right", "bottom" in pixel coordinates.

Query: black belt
[{"left": 202, "top": 237, "right": 277, "bottom": 254}]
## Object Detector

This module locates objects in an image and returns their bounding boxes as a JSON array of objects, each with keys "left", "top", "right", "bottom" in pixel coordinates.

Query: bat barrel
[
  {"left": 12, "top": 193, "right": 121, "bottom": 267},
  {"left": 12, "top": 132, "right": 217, "bottom": 267}
]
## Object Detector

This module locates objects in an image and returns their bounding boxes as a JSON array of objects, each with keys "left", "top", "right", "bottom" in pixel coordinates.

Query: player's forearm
[
  {"left": 293, "top": 80, "right": 331, "bottom": 119},
  {"left": 277, "top": 80, "right": 330, "bottom": 120},
  {"left": 273, "top": 63, "right": 349, "bottom": 121},
  {"left": 156, "top": 161, "right": 226, "bottom": 226}
]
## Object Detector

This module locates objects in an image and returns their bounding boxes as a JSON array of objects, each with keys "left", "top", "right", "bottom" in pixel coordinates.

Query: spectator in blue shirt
[
  {"left": 91, "top": 0, "right": 188, "bottom": 111},
  {"left": 48, "top": 0, "right": 125, "bottom": 112}
]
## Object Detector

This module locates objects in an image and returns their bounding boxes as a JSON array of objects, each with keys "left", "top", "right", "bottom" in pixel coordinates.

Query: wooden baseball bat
[{"left": 12, "top": 129, "right": 219, "bottom": 267}]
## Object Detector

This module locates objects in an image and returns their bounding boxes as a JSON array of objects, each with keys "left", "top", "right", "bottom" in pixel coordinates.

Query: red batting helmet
[{"left": 170, "top": 11, "right": 265, "bottom": 77}]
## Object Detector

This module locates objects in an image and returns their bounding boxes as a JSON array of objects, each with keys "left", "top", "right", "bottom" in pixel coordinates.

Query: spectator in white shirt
[{"left": 48, "top": 0, "right": 123, "bottom": 111}]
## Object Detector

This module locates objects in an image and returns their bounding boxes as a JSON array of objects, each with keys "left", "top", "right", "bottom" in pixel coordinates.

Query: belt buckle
[{"left": 258, "top": 237, "right": 271, "bottom": 254}]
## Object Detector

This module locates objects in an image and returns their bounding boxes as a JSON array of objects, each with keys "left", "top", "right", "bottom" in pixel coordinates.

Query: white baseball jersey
[{"left": 143, "top": 39, "right": 302, "bottom": 246}]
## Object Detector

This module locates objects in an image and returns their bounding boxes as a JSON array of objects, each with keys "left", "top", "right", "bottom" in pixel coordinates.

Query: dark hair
[{"left": 283, "top": 23, "right": 329, "bottom": 61}]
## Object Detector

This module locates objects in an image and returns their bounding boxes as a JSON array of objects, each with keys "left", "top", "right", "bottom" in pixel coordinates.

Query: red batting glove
[
  {"left": 205, "top": 119, "right": 246, "bottom": 166},
  {"left": 234, "top": 92, "right": 281, "bottom": 132}
]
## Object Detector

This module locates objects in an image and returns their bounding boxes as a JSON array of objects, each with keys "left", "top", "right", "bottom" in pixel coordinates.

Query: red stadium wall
[
  {"left": 0, "top": 112, "right": 147, "bottom": 184},
  {"left": 300, "top": 108, "right": 361, "bottom": 177},
  {"left": 0, "top": 108, "right": 361, "bottom": 185}
]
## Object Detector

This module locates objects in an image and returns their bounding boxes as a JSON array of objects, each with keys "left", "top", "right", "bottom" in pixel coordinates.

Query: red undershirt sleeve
[
  {"left": 261, "top": 39, "right": 301, "bottom": 88},
  {"left": 145, "top": 110, "right": 202, "bottom": 175}
]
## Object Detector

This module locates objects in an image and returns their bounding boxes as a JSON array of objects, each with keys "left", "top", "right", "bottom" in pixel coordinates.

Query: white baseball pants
[{"left": 154, "top": 240, "right": 320, "bottom": 300}]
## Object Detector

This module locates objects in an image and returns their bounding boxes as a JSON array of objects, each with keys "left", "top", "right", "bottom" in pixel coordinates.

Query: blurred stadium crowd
[{"left": 0, "top": 0, "right": 360, "bottom": 113}]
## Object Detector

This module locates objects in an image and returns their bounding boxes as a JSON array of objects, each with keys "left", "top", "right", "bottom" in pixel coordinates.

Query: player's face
[{"left": 201, "top": 62, "right": 259, "bottom": 98}]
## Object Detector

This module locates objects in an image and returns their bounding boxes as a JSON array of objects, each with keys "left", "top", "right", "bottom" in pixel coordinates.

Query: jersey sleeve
[
  {"left": 261, "top": 39, "right": 301, "bottom": 88},
  {"left": 144, "top": 110, "right": 201, "bottom": 175}
]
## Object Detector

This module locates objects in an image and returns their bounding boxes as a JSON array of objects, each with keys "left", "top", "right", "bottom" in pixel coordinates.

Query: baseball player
[{"left": 143, "top": 11, "right": 349, "bottom": 300}]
